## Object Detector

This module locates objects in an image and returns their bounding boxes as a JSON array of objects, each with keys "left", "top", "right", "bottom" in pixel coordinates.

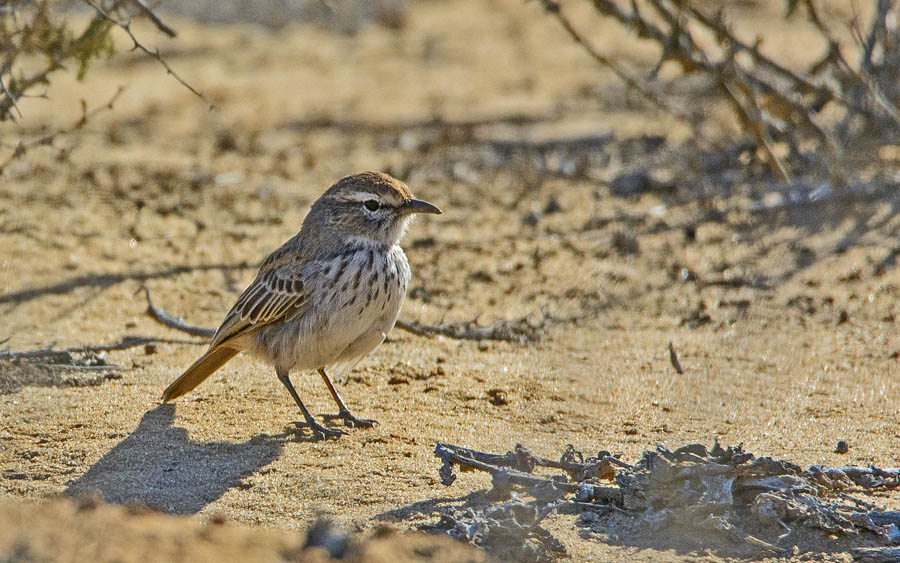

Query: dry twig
[
  {"left": 541, "top": 0, "right": 900, "bottom": 184},
  {"left": 667, "top": 341, "right": 684, "bottom": 374},
  {"left": 395, "top": 317, "right": 542, "bottom": 343},
  {"left": 82, "top": 0, "right": 214, "bottom": 110},
  {"left": 128, "top": 0, "right": 177, "bottom": 38},
  {"left": 142, "top": 286, "right": 215, "bottom": 338},
  {"left": 538, "top": 0, "right": 693, "bottom": 124},
  {"left": 430, "top": 440, "right": 900, "bottom": 559}
]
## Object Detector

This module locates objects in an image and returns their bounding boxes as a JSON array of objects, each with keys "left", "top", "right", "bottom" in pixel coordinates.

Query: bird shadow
[{"left": 65, "top": 404, "right": 285, "bottom": 514}]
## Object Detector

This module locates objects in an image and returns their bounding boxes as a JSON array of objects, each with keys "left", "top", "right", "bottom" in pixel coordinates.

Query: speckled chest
[
  {"left": 250, "top": 243, "right": 412, "bottom": 372},
  {"left": 317, "top": 243, "right": 411, "bottom": 329}
]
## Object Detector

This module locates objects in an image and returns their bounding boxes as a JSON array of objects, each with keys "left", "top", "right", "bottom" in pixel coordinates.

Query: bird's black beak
[{"left": 403, "top": 199, "right": 442, "bottom": 215}]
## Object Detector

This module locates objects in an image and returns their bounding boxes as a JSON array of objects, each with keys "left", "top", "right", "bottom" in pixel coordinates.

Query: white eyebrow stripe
[{"left": 336, "top": 191, "right": 378, "bottom": 203}]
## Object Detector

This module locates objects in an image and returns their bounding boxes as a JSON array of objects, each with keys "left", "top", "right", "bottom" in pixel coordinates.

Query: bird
[{"left": 161, "top": 171, "right": 441, "bottom": 439}]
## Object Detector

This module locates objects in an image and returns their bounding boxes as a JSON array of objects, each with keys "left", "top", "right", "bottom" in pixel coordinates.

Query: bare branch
[
  {"left": 128, "top": 0, "right": 177, "bottom": 38},
  {"left": 395, "top": 317, "right": 542, "bottom": 343},
  {"left": 0, "top": 335, "right": 205, "bottom": 360},
  {"left": 0, "top": 65, "right": 22, "bottom": 121},
  {"left": 82, "top": 0, "right": 215, "bottom": 110},
  {"left": 142, "top": 286, "right": 215, "bottom": 338},
  {"left": 538, "top": 0, "right": 695, "bottom": 124}
]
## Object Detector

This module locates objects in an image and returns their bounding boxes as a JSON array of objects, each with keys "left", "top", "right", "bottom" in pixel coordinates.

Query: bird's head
[{"left": 306, "top": 171, "right": 441, "bottom": 246}]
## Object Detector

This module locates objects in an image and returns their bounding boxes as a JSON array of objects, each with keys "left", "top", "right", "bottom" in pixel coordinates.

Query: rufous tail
[{"left": 162, "top": 347, "right": 240, "bottom": 402}]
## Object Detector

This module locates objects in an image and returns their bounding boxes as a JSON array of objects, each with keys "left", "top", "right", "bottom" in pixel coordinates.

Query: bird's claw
[
  {"left": 292, "top": 420, "right": 347, "bottom": 440},
  {"left": 321, "top": 409, "right": 377, "bottom": 428}
]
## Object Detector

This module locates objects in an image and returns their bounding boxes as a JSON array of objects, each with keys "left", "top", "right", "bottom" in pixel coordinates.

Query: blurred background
[{"left": 4, "top": 1, "right": 900, "bottom": 561}]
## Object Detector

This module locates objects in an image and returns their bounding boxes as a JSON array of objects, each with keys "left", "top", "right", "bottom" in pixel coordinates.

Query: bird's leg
[
  {"left": 277, "top": 370, "right": 346, "bottom": 439},
  {"left": 318, "top": 368, "right": 377, "bottom": 428}
]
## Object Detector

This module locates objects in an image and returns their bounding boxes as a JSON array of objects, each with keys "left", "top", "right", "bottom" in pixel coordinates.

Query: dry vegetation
[{"left": 3, "top": 1, "right": 900, "bottom": 561}]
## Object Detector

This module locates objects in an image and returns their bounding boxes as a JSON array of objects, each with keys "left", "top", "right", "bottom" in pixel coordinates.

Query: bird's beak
[{"left": 402, "top": 199, "right": 442, "bottom": 215}]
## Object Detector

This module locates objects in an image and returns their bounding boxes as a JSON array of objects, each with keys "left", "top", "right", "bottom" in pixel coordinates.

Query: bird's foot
[
  {"left": 321, "top": 409, "right": 377, "bottom": 428},
  {"left": 292, "top": 419, "right": 348, "bottom": 440}
]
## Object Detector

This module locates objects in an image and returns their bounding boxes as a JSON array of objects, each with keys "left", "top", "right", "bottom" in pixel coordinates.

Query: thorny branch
[
  {"left": 82, "top": 0, "right": 214, "bottom": 110},
  {"left": 128, "top": 0, "right": 177, "bottom": 38}
]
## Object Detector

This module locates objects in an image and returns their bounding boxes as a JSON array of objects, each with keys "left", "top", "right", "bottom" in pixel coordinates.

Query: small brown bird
[{"left": 162, "top": 172, "right": 441, "bottom": 439}]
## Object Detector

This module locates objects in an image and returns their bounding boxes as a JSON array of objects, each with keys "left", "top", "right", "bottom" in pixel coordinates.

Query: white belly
[{"left": 251, "top": 244, "right": 410, "bottom": 374}]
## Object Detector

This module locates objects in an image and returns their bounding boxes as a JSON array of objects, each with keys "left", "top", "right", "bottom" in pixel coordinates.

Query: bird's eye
[{"left": 363, "top": 199, "right": 380, "bottom": 212}]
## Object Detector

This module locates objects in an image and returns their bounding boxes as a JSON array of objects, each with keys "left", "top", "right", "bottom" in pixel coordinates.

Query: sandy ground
[{"left": 3, "top": 0, "right": 900, "bottom": 561}]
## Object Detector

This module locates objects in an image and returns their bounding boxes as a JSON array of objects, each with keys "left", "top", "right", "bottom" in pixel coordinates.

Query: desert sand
[{"left": 3, "top": 1, "right": 900, "bottom": 561}]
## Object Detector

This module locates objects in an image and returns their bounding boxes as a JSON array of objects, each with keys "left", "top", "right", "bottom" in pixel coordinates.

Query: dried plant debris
[
  {"left": 539, "top": 0, "right": 900, "bottom": 185},
  {"left": 430, "top": 441, "right": 900, "bottom": 560},
  {"left": 426, "top": 498, "right": 565, "bottom": 563},
  {"left": 0, "top": 350, "right": 122, "bottom": 394},
  {"left": 0, "top": 335, "right": 203, "bottom": 394},
  {"left": 395, "top": 317, "right": 544, "bottom": 343}
]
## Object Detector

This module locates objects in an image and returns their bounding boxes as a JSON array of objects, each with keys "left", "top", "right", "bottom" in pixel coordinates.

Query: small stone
[
  {"left": 522, "top": 211, "right": 541, "bottom": 226},
  {"left": 209, "top": 513, "right": 227, "bottom": 525},
  {"left": 835, "top": 441, "right": 850, "bottom": 454},
  {"left": 543, "top": 197, "right": 562, "bottom": 214},
  {"left": 487, "top": 388, "right": 508, "bottom": 406}
]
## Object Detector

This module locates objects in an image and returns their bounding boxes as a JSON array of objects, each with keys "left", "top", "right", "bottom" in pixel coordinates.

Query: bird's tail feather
[{"left": 162, "top": 346, "right": 239, "bottom": 402}]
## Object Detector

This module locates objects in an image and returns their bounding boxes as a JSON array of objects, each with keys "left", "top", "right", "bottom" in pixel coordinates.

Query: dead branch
[
  {"left": 435, "top": 443, "right": 624, "bottom": 502},
  {"left": 142, "top": 286, "right": 215, "bottom": 338},
  {"left": 0, "top": 334, "right": 205, "bottom": 361},
  {"left": 430, "top": 440, "right": 900, "bottom": 559},
  {"left": 538, "top": 0, "right": 694, "bottom": 124},
  {"left": 395, "top": 317, "right": 542, "bottom": 343},
  {"left": 435, "top": 443, "right": 577, "bottom": 494},
  {"left": 128, "top": 0, "right": 177, "bottom": 38},
  {"left": 545, "top": 0, "right": 900, "bottom": 184},
  {"left": 82, "top": 0, "right": 214, "bottom": 110}
]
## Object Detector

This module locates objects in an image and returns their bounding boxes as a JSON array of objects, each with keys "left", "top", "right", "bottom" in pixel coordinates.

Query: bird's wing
[{"left": 208, "top": 262, "right": 308, "bottom": 349}]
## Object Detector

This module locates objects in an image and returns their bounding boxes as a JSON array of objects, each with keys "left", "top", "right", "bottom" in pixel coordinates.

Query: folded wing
[
  {"left": 161, "top": 263, "right": 309, "bottom": 402},
  {"left": 210, "top": 265, "right": 308, "bottom": 349}
]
